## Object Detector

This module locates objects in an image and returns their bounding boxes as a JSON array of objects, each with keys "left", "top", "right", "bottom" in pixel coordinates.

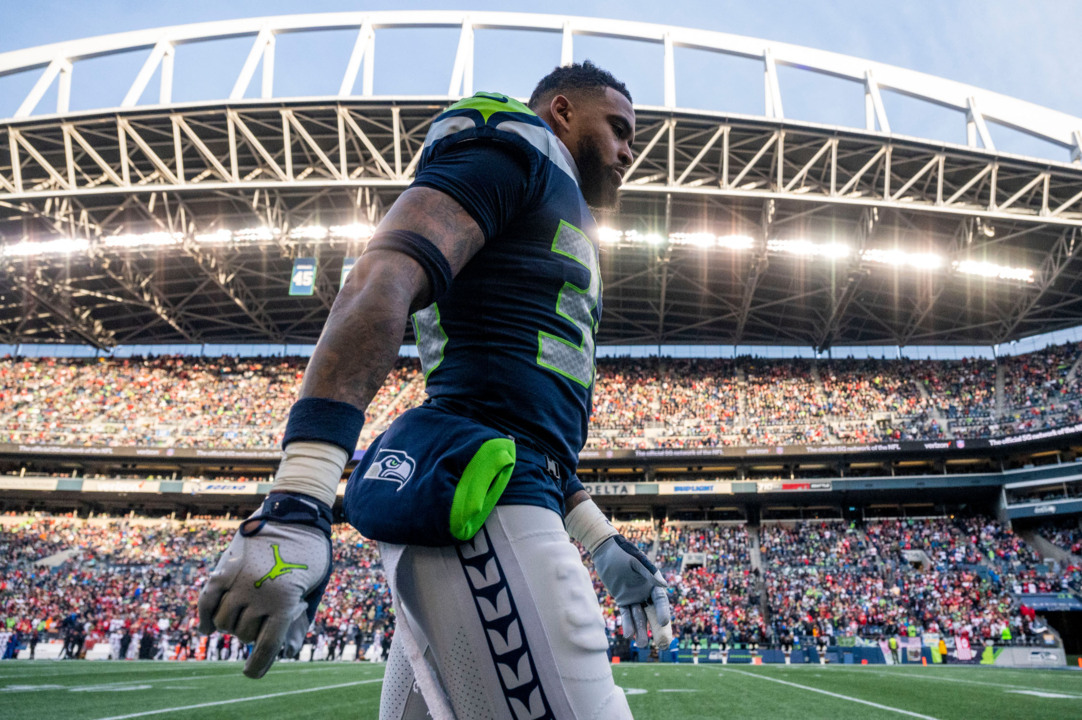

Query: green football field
[{"left": 1, "top": 660, "right": 1080, "bottom": 720}]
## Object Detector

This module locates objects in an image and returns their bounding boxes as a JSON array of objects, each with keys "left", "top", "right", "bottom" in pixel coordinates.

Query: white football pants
[{"left": 378, "top": 504, "right": 632, "bottom": 720}]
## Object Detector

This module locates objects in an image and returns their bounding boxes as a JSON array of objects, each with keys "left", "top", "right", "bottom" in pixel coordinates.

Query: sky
[{"left": 1, "top": 0, "right": 1081, "bottom": 161}]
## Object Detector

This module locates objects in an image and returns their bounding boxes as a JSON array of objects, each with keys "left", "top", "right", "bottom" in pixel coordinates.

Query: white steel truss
[
  {"left": 1, "top": 103, "right": 1081, "bottom": 226},
  {"left": 3, "top": 12, "right": 1082, "bottom": 350},
  {"left": 1, "top": 11, "right": 1080, "bottom": 160}
]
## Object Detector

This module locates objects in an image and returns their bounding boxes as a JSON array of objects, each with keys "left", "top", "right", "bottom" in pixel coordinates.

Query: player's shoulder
[
  {"left": 434, "top": 92, "right": 545, "bottom": 133},
  {"left": 420, "top": 91, "right": 576, "bottom": 183}
]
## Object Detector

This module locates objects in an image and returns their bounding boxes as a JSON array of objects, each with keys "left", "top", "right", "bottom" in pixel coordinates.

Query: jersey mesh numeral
[
  {"left": 537, "top": 221, "right": 600, "bottom": 388},
  {"left": 412, "top": 303, "right": 448, "bottom": 380}
]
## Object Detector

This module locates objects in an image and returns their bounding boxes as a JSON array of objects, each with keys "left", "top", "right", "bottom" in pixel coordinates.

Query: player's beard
[{"left": 577, "top": 135, "right": 622, "bottom": 210}]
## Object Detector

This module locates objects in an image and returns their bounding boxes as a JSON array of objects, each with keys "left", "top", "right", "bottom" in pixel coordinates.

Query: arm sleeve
[{"left": 411, "top": 140, "right": 534, "bottom": 242}]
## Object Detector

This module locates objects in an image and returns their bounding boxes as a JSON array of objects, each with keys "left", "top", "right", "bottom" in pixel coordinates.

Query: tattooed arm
[{"left": 298, "top": 186, "right": 485, "bottom": 411}]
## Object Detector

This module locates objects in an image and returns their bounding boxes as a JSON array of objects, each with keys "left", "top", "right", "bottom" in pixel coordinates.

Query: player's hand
[
  {"left": 197, "top": 493, "right": 333, "bottom": 679},
  {"left": 591, "top": 534, "right": 673, "bottom": 650}
]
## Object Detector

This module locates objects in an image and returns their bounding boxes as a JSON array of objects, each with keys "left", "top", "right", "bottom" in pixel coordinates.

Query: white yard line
[
  {"left": 89, "top": 678, "right": 383, "bottom": 720},
  {"left": 822, "top": 666, "right": 1079, "bottom": 693},
  {"left": 724, "top": 669, "right": 941, "bottom": 719}
]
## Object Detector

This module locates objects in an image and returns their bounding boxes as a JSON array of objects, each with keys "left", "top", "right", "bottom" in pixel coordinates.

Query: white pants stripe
[{"left": 378, "top": 505, "right": 632, "bottom": 720}]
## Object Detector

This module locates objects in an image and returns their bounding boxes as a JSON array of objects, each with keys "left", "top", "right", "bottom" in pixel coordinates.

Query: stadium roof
[{"left": 2, "top": 11, "right": 1082, "bottom": 350}]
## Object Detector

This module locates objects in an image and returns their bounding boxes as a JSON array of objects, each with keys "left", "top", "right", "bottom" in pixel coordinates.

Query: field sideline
[{"left": 1, "top": 660, "right": 1080, "bottom": 720}]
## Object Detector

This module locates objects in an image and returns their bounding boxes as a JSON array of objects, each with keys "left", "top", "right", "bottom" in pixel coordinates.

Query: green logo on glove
[{"left": 254, "top": 544, "right": 308, "bottom": 588}]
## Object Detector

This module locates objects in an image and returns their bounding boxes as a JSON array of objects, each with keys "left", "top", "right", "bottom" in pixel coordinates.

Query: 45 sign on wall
[{"left": 290, "top": 258, "right": 318, "bottom": 296}]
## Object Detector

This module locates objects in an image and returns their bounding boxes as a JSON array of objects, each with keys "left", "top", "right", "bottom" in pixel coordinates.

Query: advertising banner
[
  {"left": 0, "top": 476, "right": 58, "bottom": 491},
  {"left": 758, "top": 481, "right": 833, "bottom": 492},
  {"left": 657, "top": 481, "right": 733, "bottom": 495},
  {"left": 582, "top": 483, "right": 636, "bottom": 496},
  {"left": 289, "top": 257, "right": 317, "bottom": 296},
  {"left": 82, "top": 479, "right": 160, "bottom": 493},
  {"left": 182, "top": 482, "right": 260, "bottom": 495},
  {"left": 341, "top": 257, "right": 356, "bottom": 289}
]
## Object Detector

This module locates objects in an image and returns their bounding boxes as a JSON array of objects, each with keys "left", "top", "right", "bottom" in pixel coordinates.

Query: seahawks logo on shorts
[{"left": 363, "top": 449, "right": 417, "bottom": 491}]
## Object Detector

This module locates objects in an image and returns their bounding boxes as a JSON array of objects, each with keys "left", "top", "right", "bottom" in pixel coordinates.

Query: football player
[{"left": 198, "top": 61, "right": 672, "bottom": 719}]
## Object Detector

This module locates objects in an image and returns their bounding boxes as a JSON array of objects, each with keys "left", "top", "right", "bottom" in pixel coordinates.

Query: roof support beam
[
  {"left": 996, "top": 227, "right": 1082, "bottom": 342},
  {"left": 339, "top": 19, "right": 375, "bottom": 97},
  {"left": 733, "top": 200, "right": 772, "bottom": 342},
  {"left": 815, "top": 208, "right": 874, "bottom": 350},
  {"left": 184, "top": 243, "right": 283, "bottom": 341},
  {"left": 897, "top": 219, "right": 969, "bottom": 346},
  {"left": 448, "top": 20, "right": 474, "bottom": 97},
  {"left": 14, "top": 269, "right": 115, "bottom": 349}
]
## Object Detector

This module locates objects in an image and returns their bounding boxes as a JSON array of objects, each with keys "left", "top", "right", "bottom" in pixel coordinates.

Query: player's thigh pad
[{"left": 380, "top": 504, "right": 632, "bottom": 720}]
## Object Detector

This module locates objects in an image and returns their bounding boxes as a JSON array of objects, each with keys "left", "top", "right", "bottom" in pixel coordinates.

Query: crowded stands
[
  {"left": 3, "top": 342, "right": 1081, "bottom": 453},
  {"left": 3, "top": 512, "right": 1074, "bottom": 659}
]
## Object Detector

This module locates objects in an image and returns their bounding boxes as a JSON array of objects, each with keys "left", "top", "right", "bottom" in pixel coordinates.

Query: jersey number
[{"left": 537, "top": 221, "right": 600, "bottom": 388}]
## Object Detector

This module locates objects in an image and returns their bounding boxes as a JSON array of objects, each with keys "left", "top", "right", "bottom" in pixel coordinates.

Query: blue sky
[
  {"left": 2, "top": 0, "right": 1080, "bottom": 155},
  {"left": 2, "top": 0, "right": 1079, "bottom": 109}
]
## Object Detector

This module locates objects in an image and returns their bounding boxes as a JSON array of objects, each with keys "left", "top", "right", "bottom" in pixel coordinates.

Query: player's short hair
[{"left": 527, "top": 60, "right": 632, "bottom": 111}]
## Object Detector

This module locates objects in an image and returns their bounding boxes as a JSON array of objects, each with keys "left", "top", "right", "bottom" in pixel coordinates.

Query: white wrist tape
[
  {"left": 271, "top": 440, "right": 349, "bottom": 508},
  {"left": 564, "top": 499, "right": 618, "bottom": 555}
]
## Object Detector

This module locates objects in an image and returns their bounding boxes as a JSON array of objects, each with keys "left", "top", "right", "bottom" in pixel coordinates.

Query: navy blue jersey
[{"left": 408, "top": 92, "right": 601, "bottom": 507}]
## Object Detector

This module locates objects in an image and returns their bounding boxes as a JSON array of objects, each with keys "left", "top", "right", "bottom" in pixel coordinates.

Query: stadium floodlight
[
  {"left": 861, "top": 248, "right": 944, "bottom": 270},
  {"left": 954, "top": 259, "right": 1035, "bottom": 283},
  {"left": 597, "top": 227, "right": 622, "bottom": 244},
  {"left": 718, "top": 235, "right": 755, "bottom": 250},
  {"left": 195, "top": 229, "right": 233, "bottom": 244},
  {"left": 767, "top": 238, "right": 851, "bottom": 259},
  {"left": 288, "top": 226, "right": 329, "bottom": 241},
  {"left": 103, "top": 232, "right": 182, "bottom": 249},
  {"left": 328, "top": 224, "right": 375, "bottom": 241},
  {"left": 670, "top": 232, "right": 716, "bottom": 248},
  {"left": 1, "top": 238, "right": 90, "bottom": 257},
  {"left": 669, "top": 232, "right": 755, "bottom": 250},
  {"left": 234, "top": 227, "right": 276, "bottom": 242}
]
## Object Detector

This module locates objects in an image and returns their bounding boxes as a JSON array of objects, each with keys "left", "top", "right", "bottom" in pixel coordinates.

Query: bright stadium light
[
  {"left": 861, "top": 248, "right": 944, "bottom": 270},
  {"left": 718, "top": 234, "right": 755, "bottom": 250},
  {"left": 669, "top": 232, "right": 755, "bottom": 250},
  {"left": 768, "top": 238, "right": 851, "bottom": 259},
  {"left": 288, "top": 226, "right": 328, "bottom": 241},
  {"left": 103, "top": 231, "right": 182, "bottom": 249},
  {"left": 235, "top": 227, "right": 275, "bottom": 242},
  {"left": 670, "top": 232, "right": 716, "bottom": 248},
  {"left": 1, "top": 238, "right": 90, "bottom": 258},
  {"left": 195, "top": 229, "right": 233, "bottom": 244},
  {"left": 597, "top": 226, "right": 622, "bottom": 244},
  {"left": 954, "top": 260, "right": 1035, "bottom": 283},
  {"left": 329, "top": 224, "right": 376, "bottom": 241}
]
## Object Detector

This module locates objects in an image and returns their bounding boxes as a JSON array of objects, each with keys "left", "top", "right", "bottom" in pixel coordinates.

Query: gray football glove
[
  {"left": 591, "top": 534, "right": 673, "bottom": 649},
  {"left": 197, "top": 493, "right": 333, "bottom": 678}
]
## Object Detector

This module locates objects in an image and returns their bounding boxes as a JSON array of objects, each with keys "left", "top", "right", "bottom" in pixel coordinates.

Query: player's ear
[{"left": 549, "top": 94, "right": 574, "bottom": 133}]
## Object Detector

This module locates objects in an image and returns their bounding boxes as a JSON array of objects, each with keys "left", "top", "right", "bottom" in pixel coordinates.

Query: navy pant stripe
[{"left": 457, "top": 526, "right": 556, "bottom": 720}]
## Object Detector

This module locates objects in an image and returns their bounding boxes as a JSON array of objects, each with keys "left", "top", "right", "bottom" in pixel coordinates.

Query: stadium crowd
[
  {"left": 3, "top": 512, "right": 1073, "bottom": 660},
  {"left": 2, "top": 341, "right": 1082, "bottom": 453}
]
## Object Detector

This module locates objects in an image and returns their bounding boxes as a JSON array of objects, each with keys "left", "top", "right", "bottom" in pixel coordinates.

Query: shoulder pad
[{"left": 418, "top": 92, "right": 578, "bottom": 184}]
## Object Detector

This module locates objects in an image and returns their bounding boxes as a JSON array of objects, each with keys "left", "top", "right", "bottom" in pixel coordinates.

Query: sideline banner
[
  {"left": 181, "top": 481, "right": 259, "bottom": 495},
  {"left": 0, "top": 476, "right": 58, "bottom": 491},
  {"left": 582, "top": 483, "right": 636, "bottom": 496},
  {"left": 82, "top": 479, "right": 161, "bottom": 493},
  {"left": 657, "top": 481, "right": 732, "bottom": 495}
]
